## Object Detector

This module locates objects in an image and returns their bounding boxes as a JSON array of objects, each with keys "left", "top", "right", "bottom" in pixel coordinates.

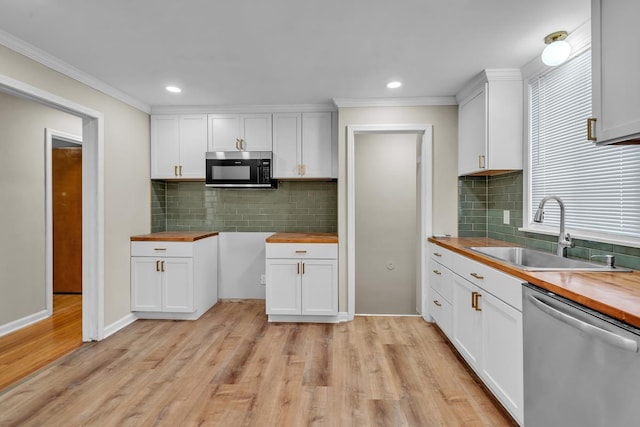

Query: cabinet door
[
  {"left": 162, "top": 257, "right": 194, "bottom": 312},
  {"left": 266, "top": 259, "right": 301, "bottom": 315},
  {"left": 178, "top": 115, "right": 207, "bottom": 179},
  {"left": 151, "top": 115, "right": 180, "bottom": 179},
  {"left": 452, "top": 276, "right": 482, "bottom": 367},
  {"left": 241, "top": 114, "right": 273, "bottom": 151},
  {"left": 592, "top": 0, "right": 640, "bottom": 144},
  {"left": 208, "top": 114, "right": 241, "bottom": 151},
  {"left": 272, "top": 113, "right": 301, "bottom": 178},
  {"left": 301, "top": 259, "right": 337, "bottom": 316},
  {"left": 301, "top": 112, "right": 332, "bottom": 178},
  {"left": 131, "top": 257, "right": 162, "bottom": 311},
  {"left": 458, "top": 86, "right": 487, "bottom": 175},
  {"left": 479, "top": 291, "right": 523, "bottom": 424}
]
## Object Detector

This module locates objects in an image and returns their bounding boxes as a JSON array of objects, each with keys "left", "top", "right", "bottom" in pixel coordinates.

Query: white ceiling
[{"left": 0, "top": 0, "right": 590, "bottom": 109}]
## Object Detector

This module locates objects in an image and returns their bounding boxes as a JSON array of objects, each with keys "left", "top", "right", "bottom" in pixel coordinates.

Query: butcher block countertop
[
  {"left": 429, "top": 237, "right": 640, "bottom": 329},
  {"left": 266, "top": 232, "right": 338, "bottom": 244},
  {"left": 130, "top": 231, "right": 219, "bottom": 242}
]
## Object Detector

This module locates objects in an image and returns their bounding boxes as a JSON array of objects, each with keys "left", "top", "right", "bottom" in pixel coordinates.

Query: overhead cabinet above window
[
  {"left": 208, "top": 113, "right": 272, "bottom": 152},
  {"left": 456, "top": 69, "right": 523, "bottom": 176},
  {"left": 589, "top": 0, "right": 640, "bottom": 145}
]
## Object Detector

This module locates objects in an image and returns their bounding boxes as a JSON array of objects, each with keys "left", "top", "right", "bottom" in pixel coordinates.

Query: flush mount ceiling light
[
  {"left": 386, "top": 81, "right": 402, "bottom": 89},
  {"left": 541, "top": 31, "right": 571, "bottom": 66},
  {"left": 165, "top": 85, "right": 182, "bottom": 93}
]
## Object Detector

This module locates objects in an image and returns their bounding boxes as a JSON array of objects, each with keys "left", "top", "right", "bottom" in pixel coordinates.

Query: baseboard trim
[
  {"left": 103, "top": 313, "right": 137, "bottom": 339},
  {"left": 268, "top": 311, "right": 350, "bottom": 323},
  {"left": 0, "top": 309, "right": 49, "bottom": 338}
]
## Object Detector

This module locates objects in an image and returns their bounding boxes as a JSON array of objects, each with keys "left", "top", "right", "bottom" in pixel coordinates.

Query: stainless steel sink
[{"left": 468, "top": 246, "right": 631, "bottom": 272}]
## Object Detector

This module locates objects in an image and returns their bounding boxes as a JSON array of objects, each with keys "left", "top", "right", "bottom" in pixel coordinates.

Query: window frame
[{"left": 520, "top": 29, "right": 640, "bottom": 249}]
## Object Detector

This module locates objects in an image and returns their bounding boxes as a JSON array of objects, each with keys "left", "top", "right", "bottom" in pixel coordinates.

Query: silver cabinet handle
[{"left": 528, "top": 295, "right": 638, "bottom": 353}]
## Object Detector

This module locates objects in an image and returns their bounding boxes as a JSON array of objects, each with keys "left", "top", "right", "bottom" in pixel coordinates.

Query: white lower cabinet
[
  {"left": 429, "top": 243, "right": 523, "bottom": 425},
  {"left": 130, "top": 236, "right": 218, "bottom": 320},
  {"left": 266, "top": 243, "right": 338, "bottom": 320}
]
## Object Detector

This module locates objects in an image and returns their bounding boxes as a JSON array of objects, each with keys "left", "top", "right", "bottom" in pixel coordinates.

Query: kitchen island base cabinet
[
  {"left": 130, "top": 236, "right": 218, "bottom": 320},
  {"left": 266, "top": 242, "right": 338, "bottom": 322}
]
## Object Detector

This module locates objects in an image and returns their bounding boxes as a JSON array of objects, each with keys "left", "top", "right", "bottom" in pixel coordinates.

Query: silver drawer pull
[
  {"left": 470, "top": 272, "right": 484, "bottom": 280},
  {"left": 432, "top": 270, "right": 442, "bottom": 275}
]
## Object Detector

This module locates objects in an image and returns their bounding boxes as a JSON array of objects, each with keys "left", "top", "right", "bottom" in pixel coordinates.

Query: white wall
[
  {"left": 0, "top": 44, "right": 150, "bottom": 328},
  {"left": 338, "top": 106, "right": 458, "bottom": 312},
  {"left": 0, "top": 91, "right": 82, "bottom": 325},
  {"left": 218, "top": 232, "right": 272, "bottom": 299},
  {"left": 354, "top": 133, "right": 418, "bottom": 314}
]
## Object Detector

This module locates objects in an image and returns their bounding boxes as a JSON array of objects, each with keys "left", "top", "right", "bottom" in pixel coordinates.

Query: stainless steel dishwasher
[{"left": 523, "top": 283, "right": 640, "bottom": 427}]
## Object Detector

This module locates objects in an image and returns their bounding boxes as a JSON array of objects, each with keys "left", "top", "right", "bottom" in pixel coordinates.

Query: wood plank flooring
[
  {"left": 0, "top": 294, "right": 82, "bottom": 391},
  {"left": 0, "top": 300, "right": 516, "bottom": 426}
]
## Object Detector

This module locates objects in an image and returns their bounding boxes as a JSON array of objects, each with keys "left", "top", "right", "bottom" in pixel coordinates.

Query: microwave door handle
[{"left": 528, "top": 295, "right": 638, "bottom": 353}]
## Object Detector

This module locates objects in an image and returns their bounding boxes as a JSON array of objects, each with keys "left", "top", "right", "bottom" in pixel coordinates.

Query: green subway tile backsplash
[
  {"left": 152, "top": 180, "right": 337, "bottom": 233},
  {"left": 458, "top": 170, "right": 640, "bottom": 270}
]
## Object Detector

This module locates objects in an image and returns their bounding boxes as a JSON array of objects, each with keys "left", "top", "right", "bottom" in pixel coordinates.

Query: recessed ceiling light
[
  {"left": 165, "top": 86, "right": 182, "bottom": 93},
  {"left": 387, "top": 81, "right": 402, "bottom": 89}
]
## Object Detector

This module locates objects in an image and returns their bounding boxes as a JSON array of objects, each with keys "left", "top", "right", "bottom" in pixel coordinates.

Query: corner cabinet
[
  {"left": 456, "top": 69, "right": 523, "bottom": 176},
  {"left": 208, "top": 113, "right": 272, "bottom": 152},
  {"left": 428, "top": 243, "right": 524, "bottom": 425},
  {"left": 265, "top": 242, "right": 338, "bottom": 321},
  {"left": 130, "top": 235, "right": 218, "bottom": 320},
  {"left": 272, "top": 112, "right": 336, "bottom": 179},
  {"left": 590, "top": 0, "right": 640, "bottom": 145},
  {"left": 151, "top": 115, "right": 208, "bottom": 179}
]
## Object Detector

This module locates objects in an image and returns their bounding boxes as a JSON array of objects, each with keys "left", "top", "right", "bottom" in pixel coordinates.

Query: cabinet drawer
[
  {"left": 429, "top": 244, "right": 452, "bottom": 269},
  {"left": 451, "top": 252, "right": 523, "bottom": 310},
  {"left": 131, "top": 241, "right": 193, "bottom": 258},
  {"left": 430, "top": 288, "right": 452, "bottom": 339},
  {"left": 266, "top": 243, "right": 337, "bottom": 259},
  {"left": 428, "top": 258, "right": 453, "bottom": 303}
]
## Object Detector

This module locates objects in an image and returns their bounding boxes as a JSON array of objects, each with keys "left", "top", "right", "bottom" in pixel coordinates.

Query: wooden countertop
[
  {"left": 428, "top": 237, "right": 640, "bottom": 329},
  {"left": 266, "top": 232, "right": 338, "bottom": 244},
  {"left": 130, "top": 231, "right": 219, "bottom": 242}
]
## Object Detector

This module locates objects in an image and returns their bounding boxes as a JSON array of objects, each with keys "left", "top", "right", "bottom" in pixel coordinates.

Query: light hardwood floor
[
  {"left": 0, "top": 300, "right": 515, "bottom": 426},
  {"left": 0, "top": 294, "right": 82, "bottom": 391}
]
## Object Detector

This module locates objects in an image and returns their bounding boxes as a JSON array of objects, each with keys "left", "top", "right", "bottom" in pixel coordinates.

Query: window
[{"left": 529, "top": 49, "right": 640, "bottom": 240}]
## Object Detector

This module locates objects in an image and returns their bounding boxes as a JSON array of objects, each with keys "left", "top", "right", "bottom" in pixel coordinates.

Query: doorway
[
  {"left": 0, "top": 74, "right": 105, "bottom": 342},
  {"left": 346, "top": 124, "right": 433, "bottom": 320},
  {"left": 354, "top": 133, "right": 419, "bottom": 314}
]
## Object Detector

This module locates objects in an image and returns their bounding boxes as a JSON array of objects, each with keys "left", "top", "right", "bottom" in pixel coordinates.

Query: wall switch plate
[
  {"left": 260, "top": 274, "right": 266, "bottom": 285},
  {"left": 503, "top": 210, "right": 510, "bottom": 225}
]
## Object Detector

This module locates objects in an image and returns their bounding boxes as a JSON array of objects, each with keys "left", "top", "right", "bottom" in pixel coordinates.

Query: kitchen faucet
[{"left": 533, "top": 195, "right": 575, "bottom": 257}]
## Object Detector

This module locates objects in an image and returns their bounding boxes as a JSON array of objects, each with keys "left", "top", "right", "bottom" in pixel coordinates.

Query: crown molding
[
  {"left": 0, "top": 29, "right": 151, "bottom": 113},
  {"left": 151, "top": 103, "right": 337, "bottom": 115},
  {"left": 332, "top": 96, "right": 457, "bottom": 108}
]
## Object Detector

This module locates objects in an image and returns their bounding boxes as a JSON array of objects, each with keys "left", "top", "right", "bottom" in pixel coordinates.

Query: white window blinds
[{"left": 530, "top": 49, "right": 640, "bottom": 239}]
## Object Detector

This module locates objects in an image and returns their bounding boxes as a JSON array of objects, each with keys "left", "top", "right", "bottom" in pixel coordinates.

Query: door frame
[
  {"left": 0, "top": 73, "right": 104, "bottom": 342},
  {"left": 45, "top": 129, "right": 82, "bottom": 315},
  {"left": 346, "top": 124, "right": 433, "bottom": 320}
]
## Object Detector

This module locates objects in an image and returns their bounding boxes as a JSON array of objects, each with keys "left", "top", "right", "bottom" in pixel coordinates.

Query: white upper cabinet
[
  {"left": 272, "top": 112, "right": 334, "bottom": 179},
  {"left": 151, "top": 114, "right": 207, "bottom": 180},
  {"left": 208, "top": 113, "right": 272, "bottom": 152},
  {"left": 457, "top": 69, "right": 523, "bottom": 176},
  {"left": 590, "top": 0, "right": 640, "bottom": 145}
]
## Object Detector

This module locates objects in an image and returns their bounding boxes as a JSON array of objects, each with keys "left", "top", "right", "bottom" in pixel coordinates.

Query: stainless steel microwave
[{"left": 205, "top": 151, "right": 276, "bottom": 188}]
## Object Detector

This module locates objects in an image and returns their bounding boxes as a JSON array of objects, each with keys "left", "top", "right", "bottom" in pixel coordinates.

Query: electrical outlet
[
  {"left": 260, "top": 274, "right": 266, "bottom": 285},
  {"left": 503, "top": 210, "right": 510, "bottom": 225}
]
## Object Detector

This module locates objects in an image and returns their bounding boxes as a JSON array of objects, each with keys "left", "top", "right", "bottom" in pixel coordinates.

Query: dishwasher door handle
[{"left": 528, "top": 295, "right": 638, "bottom": 353}]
